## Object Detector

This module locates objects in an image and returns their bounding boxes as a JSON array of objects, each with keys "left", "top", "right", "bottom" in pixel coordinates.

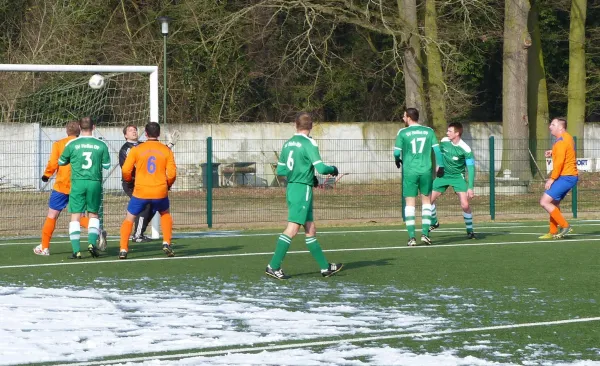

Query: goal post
[{"left": 0, "top": 64, "right": 161, "bottom": 239}]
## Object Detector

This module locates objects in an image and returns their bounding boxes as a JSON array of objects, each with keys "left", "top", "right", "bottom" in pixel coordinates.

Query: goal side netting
[{"left": 0, "top": 64, "right": 159, "bottom": 238}]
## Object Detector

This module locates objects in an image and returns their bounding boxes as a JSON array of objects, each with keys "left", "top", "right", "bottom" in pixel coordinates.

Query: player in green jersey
[
  {"left": 429, "top": 122, "right": 476, "bottom": 239},
  {"left": 394, "top": 108, "right": 444, "bottom": 246},
  {"left": 265, "top": 112, "right": 343, "bottom": 280},
  {"left": 58, "top": 117, "right": 111, "bottom": 259}
]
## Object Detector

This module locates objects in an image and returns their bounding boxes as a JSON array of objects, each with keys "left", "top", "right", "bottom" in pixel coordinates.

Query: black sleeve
[{"left": 118, "top": 142, "right": 132, "bottom": 168}]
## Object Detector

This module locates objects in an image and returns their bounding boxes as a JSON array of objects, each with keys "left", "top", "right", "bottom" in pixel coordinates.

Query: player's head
[
  {"left": 403, "top": 108, "right": 419, "bottom": 126},
  {"left": 79, "top": 116, "right": 95, "bottom": 132},
  {"left": 123, "top": 124, "right": 138, "bottom": 141},
  {"left": 145, "top": 122, "right": 161, "bottom": 138},
  {"left": 66, "top": 120, "right": 80, "bottom": 137},
  {"left": 295, "top": 112, "right": 313, "bottom": 132},
  {"left": 549, "top": 117, "right": 567, "bottom": 137},
  {"left": 447, "top": 122, "right": 463, "bottom": 139}
]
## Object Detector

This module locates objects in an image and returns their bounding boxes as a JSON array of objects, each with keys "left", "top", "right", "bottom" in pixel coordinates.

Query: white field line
[
  {"left": 1, "top": 236, "right": 599, "bottom": 270},
  {"left": 3, "top": 221, "right": 600, "bottom": 246},
  {"left": 58, "top": 316, "right": 600, "bottom": 366}
]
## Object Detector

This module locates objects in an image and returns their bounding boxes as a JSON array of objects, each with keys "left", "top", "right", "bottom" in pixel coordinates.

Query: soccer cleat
[
  {"left": 162, "top": 243, "right": 175, "bottom": 257},
  {"left": 118, "top": 250, "right": 128, "bottom": 259},
  {"left": 265, "top": 265, "right": 288, "bottom": 280},
  {"left": 321, "top": 263, "right": 344, "bottom": 277},
  {"left": 132, "top": 235, "right": 152, "bottom": 243},
  {"left": 553, "top": 226, "right": 572, "bottom": 239},
  {"left": 538, "top": 232, "right": 555, "bottom": 239},
  {"left": 407, "top": 237, "right": 417, "bottom": 247},
  {"left": 33, "top": 245, "right": 50, "bottom": 256},
  {"left": 467, "top": 232, "right": 477, "bottom": 240},
  {"left": 68, "top": 252, "right": 82, "bottom": 260},
  {"left": 97, "top": 230, "right": 108, "bottom": 251},
  {"left": 88, "top": 244, "right": 100, "bottom": 258},
  {"left": 421, "top": 234, "right": 432, "bottom": 245},
  {"left": 429, "top": 222, "right": 440, "bottom": 232}
]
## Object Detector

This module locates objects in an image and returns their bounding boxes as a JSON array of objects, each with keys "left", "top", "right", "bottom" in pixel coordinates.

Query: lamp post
[{"left": 157, "top": 16, "right": 171, "bottom": 126}]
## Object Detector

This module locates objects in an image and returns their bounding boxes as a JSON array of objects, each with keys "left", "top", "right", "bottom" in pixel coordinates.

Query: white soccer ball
[{"left": 88, "top": 74, "right": 105, "bottom": 89}]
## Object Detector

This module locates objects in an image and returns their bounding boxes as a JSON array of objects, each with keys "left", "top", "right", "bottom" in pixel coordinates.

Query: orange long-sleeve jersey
[
  {"left": 43, "top": 135, "right": 77, "bottom": 194},
  {"left": 122, "top": 140, "right": 176, "bottom": 199},
  {"left": 551, "top": 131, "right": 578, "bottom": 180}
]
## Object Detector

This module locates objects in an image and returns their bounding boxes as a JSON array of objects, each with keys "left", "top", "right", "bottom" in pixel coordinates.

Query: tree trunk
[
  {"left": 399, "top": 0, "right": 428, "bottom": 124},
  {"left": 567, "top": 0, "right": 587, "bottom": 154},
  {"left": 424, "top": 0, "right": 446, "bottom": 136},
  {"left": 502, "top": 0, "right": 532, "bottom": 182},
  {"left": 527, "top": 0, "right": 550, "bottom": 180}
]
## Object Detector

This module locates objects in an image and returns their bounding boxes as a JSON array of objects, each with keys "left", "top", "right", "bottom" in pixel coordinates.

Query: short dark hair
[
  {"left": 554, "top": 117, "right": 567, "bottom": 129},
  {"left": 405, "top": 108, "right": 419, "bottom": 122},
  {"left": 448, "top": 122, "right": 463, "bottom": 136},
  {"left": 295, "top": 112, "right": 313, "bottom": 130},
  {"left": 145, "top": 122, "right": 160, "bottom": 138},
  {"left": 123, "top": 124, "right": 137, "bottom": 135},
  {"left": 79, "top": 116, "right": 94, "bottom": 131},
  {"left": 66, "top": 120, "right": 80, "bottom": 136}
]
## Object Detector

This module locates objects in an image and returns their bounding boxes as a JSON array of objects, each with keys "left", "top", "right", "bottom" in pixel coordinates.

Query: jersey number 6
[{"left": 147, "top": 156, "right": 156, "bottom": 173}]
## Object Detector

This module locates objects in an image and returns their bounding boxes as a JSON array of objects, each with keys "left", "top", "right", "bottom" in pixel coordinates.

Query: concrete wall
[{"left": 1, "top": 122, "right": 600, "bottom": 190}]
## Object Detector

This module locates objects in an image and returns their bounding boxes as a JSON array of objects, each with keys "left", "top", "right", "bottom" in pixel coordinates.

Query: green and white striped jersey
[
  {"left": 59, "top": 136, "right": 110, "bottom": 181},
  {"left": 276, "top": 133, "right": 335, "bottom": 185},
  {"left": 394, "top": 125, "right": 439, "bottom": 175}
]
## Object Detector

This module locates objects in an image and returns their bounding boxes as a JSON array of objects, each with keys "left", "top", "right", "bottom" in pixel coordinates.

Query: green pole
[
  {"left": 207, "top": 137, "right": 213, "bottom": 228},
  {"left": 489, "top": 136, "right": 495, "bottom": 220},
  {"left": 572, "top": 136, "right": 578, "bottom": 218},
  {"left": 163, "top": 34, "right": 168, "bottom": 126}
]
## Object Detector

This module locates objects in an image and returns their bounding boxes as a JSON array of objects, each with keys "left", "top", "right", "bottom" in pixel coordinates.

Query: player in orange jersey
[
  {"left": 539, "top": 117, "right": 578, "bottom": 239},
  {"left": 119, "top": 122, "right": 176, "bottom": 259},
  {"left": 33, "top": 121, "right": 106, "bottom": 255}
]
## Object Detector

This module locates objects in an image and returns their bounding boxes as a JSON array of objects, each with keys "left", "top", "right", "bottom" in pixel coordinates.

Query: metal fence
[{"left": 1, "top": 137, "right": 597, "bottom": 237}]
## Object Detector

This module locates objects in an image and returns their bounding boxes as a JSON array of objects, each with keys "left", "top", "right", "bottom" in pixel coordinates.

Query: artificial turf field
[{"left": 0, "top": 220, "right": 599, "bottom": 365}]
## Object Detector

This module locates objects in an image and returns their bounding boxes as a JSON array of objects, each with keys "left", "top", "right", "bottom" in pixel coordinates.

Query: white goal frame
[{"left": 0, "top": 64, "right": 161, "bottom": 238}]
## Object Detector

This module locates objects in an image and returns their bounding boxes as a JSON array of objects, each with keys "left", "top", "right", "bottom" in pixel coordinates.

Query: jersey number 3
[{"left": 82, "top": 152, "right": 93, "bottom": 169}]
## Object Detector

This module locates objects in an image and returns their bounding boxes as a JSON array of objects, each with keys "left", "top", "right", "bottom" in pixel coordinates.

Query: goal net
[{"left": 0, "top": 64, "right": 159, "bottom": 238}]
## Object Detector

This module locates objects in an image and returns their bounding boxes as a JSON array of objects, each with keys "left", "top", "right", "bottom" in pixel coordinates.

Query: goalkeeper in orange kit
[
  {"left": 539, "top": 117, "right": 578, "bottom": 239},
  {"left": 34, "top": 121, "right": 107, "bottom": 256},
  {"left": 118, "top": 122, "right": 176, "bottom": 259}
]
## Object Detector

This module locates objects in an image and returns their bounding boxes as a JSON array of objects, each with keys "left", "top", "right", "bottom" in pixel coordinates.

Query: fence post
[
  {"left": 572, "top": 136, "right": 578, "bottom": 218},
  {"left": 206, "top": 137, "right": 213, "bottom": 228},
  {"left": 489, "top": 136, "right": 495, "bottom": 220}
]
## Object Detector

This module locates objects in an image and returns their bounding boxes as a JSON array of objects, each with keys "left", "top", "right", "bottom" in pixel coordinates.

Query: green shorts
[
  {"left": 433, "top": 175, "right": 468, "bottom": 193},
  {"left": 286, "top": 182, "right": 313, "bottom": 225},
  {"left": 402, "top": 173, "right": 433, "bottom": 197},
  {"left": 69, "top": 180, "right": 102, "bottom": 213}
]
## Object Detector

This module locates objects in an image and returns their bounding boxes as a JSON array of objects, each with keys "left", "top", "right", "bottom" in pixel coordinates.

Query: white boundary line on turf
[
  {"left": 58, "top": 316, "right": 600, "bottom": 366},
  {"left": 4, "top": 222, "right": 600, "bottom": 246},
  {"left": 1, "top": 236, "right": 599, "bottom": 270}
]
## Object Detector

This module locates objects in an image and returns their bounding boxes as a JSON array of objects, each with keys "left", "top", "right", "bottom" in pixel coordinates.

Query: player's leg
[
  {"left": 304, "top": 221, "right": 343, "bottom": 277},
  {"left": 153, "top": 197, "right": 174, "bottom": 257},
  {"left": 430, "top": 178, "right": 449, "bottom": 231},
  {"left": 119, "top": 197, "right": 146, "bottom": 258},
  {"left": 66, "top": 183, "right": 89, "bottom": 259},
  {"left": 419, "top": 174, "right": 433, "bottom": 244},
  {"left": 456, "top": 191, "right": 475, "bottom": 238},
  {"left": 132, "top": 203, "right": 153, "bottom": 242},
  {"left": 36, "top": 190, "right": 68, "bottom": 255},
  {"left": 402, "top": 174, "right": 419, "bottom": 246},
  {"left": 84, "top": 181, "right": 103, "bottom": 257},
  {"left": 540, "top": 176, "right": 577, "bottom": 238}
]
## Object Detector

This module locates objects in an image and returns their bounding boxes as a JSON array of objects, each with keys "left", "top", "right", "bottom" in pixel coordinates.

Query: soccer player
[
  {"left": 58, "top": 117, "right": 111, "bottom": 259},
  {"left": 539, "top": 117, "right": 578, "bottom": 239},
  {"left": 119, "top": 122, "right": 176, "bottom": 259},
  {"left": 119, "top": 124, "right": 152, "bottom": 243},
  {"left": 429, "top": 122, "right": 476, "bottom": 239},
  {"left": 265, "top": 112, "right": 343, "bottom": 280},
  {"left": 394, "top": 107, "right": 444, "bottom": 246}
]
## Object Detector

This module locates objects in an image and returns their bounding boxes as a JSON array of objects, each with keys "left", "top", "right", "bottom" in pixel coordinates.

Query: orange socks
[
  {"left": 80, "top": 216, "right": 90, "bottom": 229},
  {"left": 549, "top": 216, "right": 558, "bottom": 235},
  {"left": 120, "top": 220, "right": 134, "bottom": 251},
  {"left": 160, "top": 213, "right": 173, "bottom": 244},
  {"left": 41, "top": 217, "right": 57, "bottom": 249},
  {"left": 550, "top": 207, "right": 568, "bottom": 229}
]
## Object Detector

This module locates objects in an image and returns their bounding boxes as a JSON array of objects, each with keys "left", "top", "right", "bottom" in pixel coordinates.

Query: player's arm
[
  {"left": 393, "top": 131, "right": 403, "bottom": 167},
  {"left": 121, "top": 148, "right": 136, "bottom": 182},
  {"left": 466, "top": 153, "right": 476, "bottom": 189},
  {"left": 118, "top": 143, "right": 129, "bottom": 168},
  {"left": 550, "top": 142, "right": 566, "bottom": 180},
  {"left": 42, "top": 141, "right": 60, "bottom": 180},
  {"left": 166, "top": 150, "right": 177, "bottom": 188},
  {"left": 57, "top": 144, "right": 71, "bottom": 166},
  {"left": 276, "top": 149, "right": 289, "bottom": 176},
  {"left": 307, "top": 142, "right": 337, "bottom": 176},
  {"left": 102, "top": 146, "right": 111, "bottom": 171}
]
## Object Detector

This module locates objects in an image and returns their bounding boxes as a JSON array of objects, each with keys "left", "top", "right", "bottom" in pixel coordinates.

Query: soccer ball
[{"left": 88, "top": 74, "right": 105, "bottom": 89}]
